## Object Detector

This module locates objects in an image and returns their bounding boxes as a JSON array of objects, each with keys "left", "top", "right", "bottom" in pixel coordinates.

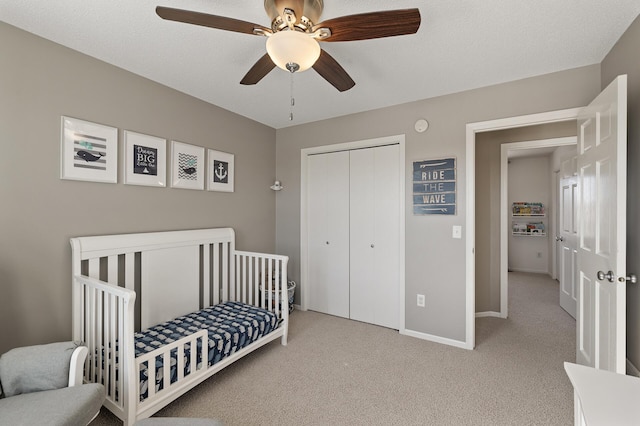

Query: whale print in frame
[
  {"left": 170, "top": 141, "right": 205, "bottom": 190},
  {"left": 60, "top": 116, "right": 118, "bottom": 183},
  {"left": 207, "top": 149, "right": 234, "bottom": 192},
  {"left": 124, "top": 131, "right": 166, "bottom": 187}
]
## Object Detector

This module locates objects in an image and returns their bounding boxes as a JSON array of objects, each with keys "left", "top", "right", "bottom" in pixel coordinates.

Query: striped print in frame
[{"left": 61, "top": 116, "right": 118, "bottom": 183}]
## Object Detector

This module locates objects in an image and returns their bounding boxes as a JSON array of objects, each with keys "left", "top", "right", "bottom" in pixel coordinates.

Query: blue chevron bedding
[{"left": 134, "top": 301, "right": 278, "bottom": 401}]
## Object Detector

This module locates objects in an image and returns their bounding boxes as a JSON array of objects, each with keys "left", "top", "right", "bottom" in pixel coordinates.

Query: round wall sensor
[{"left": 414, "top": 119, "right": 429, "bottom": 133}]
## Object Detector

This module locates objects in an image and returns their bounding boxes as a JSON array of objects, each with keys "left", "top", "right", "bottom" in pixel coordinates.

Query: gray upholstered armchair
[{"left": 0, "top": 341, "right": 105, "bottom": 426}]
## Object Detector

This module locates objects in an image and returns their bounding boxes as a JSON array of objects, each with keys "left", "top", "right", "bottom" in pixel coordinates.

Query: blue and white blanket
[{"left": 134, "top": 301, "right": 278, "bottom": 400}]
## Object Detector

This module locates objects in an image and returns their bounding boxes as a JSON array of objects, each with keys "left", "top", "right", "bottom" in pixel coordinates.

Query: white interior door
[
  {"left": 559, "top": 156, "right": 578, "bottom": 319},
  {"left": 576, "top": 75, "right": 627, "bottom": 373},
  {"left": 307, "top": 151, "right": 350, "bottom": 318},
  {"left": 350, "top": 145, "right": 400, "bottom": 329},
  {"left": 372, "top": 144, "right": 400, "bottom": 329},
  {"left": 349, "top": 148, "right": 375, "bottom": 324}
]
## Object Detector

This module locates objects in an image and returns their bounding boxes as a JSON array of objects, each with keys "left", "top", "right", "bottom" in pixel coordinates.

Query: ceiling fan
[{"left": 156, "top": 0, "right": 421, "bottom": 92}]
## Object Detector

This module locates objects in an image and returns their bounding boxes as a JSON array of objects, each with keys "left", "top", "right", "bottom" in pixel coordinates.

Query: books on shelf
[
  {"left": 512, "top": 202, "right": 545, "bottom": 215},
  {"left": 512, "top": 221, "right": 545, "bottom": 235}
]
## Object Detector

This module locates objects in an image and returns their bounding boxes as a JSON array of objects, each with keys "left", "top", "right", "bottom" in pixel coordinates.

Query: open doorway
[
  {"left": 500, "top": 138, "right": 578, "bottom": 320},
  {"left": 474, "top": 125, "right": 576, "bottom": 319},
  {"left": 464, "top": 107, "right": 581, "bottom": 349}
]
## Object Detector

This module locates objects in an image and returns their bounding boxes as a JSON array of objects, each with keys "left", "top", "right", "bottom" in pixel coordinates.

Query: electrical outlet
[{"left": 417, "top": 294, "right": 425, "bottom": 307}]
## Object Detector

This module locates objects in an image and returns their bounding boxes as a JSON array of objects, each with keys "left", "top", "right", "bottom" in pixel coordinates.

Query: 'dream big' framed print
[
  {"left": 170, "top": 141, "right": 205, "bottom": 190},
  {"left": 207, "top": 149, "right": 234, "bottom": 192},
  {"left": 124, "top": 131, "right": 166, "bottom": 187},
  {"left": 60, "top": 116, "right": 118, "bottom": 183}
]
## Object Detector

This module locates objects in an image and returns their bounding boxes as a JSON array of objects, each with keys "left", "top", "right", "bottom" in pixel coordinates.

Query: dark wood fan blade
[
  {"left": 240, "top": 54, "right": 276, "bottom": 85},
  {"left": 312, "top": 50, "right": 355, "bottom": 92},
  {"left": 312, "top": 9, "right": 421, "bottom": 42},
  {"left": 156, "top": 6, "right": 270, "bottom": 35}
]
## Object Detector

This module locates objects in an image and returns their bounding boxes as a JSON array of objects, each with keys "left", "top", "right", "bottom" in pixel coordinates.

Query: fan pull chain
[{"left": 289, "top": 71, "right": 295, "bottom": 121}]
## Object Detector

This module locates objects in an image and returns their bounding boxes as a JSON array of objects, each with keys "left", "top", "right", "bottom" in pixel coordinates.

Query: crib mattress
[{"left": 134, "top": 301, "right": 278, "bottom": 400}]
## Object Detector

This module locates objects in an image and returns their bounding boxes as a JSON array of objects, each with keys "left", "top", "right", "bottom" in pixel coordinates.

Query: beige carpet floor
[{"left": 92, "top": 272, "right": 576, "bottom": 425}]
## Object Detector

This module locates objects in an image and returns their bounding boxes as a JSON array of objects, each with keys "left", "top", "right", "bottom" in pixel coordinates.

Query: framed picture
[
  {"left": 124, "top": 131, "right": 166, "bottom": 187},
  {"left": 412, "top": 157, "right": 457, "bottom": 215},
  {"left": 60, "top": 116, "right": 118, "bottom": 183},
  {"left": 170, "top": 141, "right": 205, "bottom": 190},
  {"left": 207, "top": 149, "right": 235, "bottom": 192}
]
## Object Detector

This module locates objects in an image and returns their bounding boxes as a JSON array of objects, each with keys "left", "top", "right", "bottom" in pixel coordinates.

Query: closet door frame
[{"left": 300, "top": 134, "right": 406, "bottom": 332}]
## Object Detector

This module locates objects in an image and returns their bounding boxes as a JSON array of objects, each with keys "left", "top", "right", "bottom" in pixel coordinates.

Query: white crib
[{"left": 70, "top": 228, "right": 289, "bottom": 425}]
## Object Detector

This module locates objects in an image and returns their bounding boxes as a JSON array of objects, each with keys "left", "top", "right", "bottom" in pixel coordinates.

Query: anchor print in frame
[
  {"left": 170, "top": 141, "right": 205, "bottom": 190},
  {"left": 207, "top": 149, "right": 234, "bottom": 192},
  {"left": 60, "top": 116, "right": 118, "bottom": 183}
]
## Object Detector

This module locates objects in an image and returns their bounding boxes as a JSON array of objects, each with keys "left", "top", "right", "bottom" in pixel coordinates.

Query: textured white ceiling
[{"left": 2, "top": 1, "right": 639, "bottom": 129}]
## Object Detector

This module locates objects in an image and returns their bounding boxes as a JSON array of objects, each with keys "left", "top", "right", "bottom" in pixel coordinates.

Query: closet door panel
[
  {"left": 307, "top": 154, "right": 329, "bottom": 314},
  {"left": 372, "top": 144, "right": 400, "bottom": 329},
  {"left": 349, "top": 148, "right": 376, "bottom": 324},
  {"left": 350, "top": 144, "right": 400, "bottom": 329},
  {"left": 308, "top": 151, "right": 350, "bottom": 318}
]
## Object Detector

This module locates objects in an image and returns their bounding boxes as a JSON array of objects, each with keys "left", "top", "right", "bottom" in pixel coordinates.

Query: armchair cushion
[
  {"left": 0, "top": 341, "right": 80, "bottom": 397},
  {"left": 0, "top": 383, "right": 105, "bottom": 426}
]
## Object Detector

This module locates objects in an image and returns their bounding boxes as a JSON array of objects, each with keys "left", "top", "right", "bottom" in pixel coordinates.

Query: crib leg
[{"left": 281, "top": 331, "right": 288, "bottom": 346}]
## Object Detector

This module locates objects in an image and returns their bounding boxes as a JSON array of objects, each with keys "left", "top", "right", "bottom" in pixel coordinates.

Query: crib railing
[
  {"left": 72, "top": 274, "right": 136, "bottom": 422},
  {"left": 234, "top": 251, "right": 289, "bottom": 344},
  {"left": 136, "top": 329, "right": 208, "bottom": 412}
]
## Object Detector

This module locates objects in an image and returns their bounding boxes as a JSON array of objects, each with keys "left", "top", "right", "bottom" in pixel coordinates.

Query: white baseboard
[
  {"left": 475, "top": 311, "right": 505, "bottom": 318},
  {"left": 627, "top": 358, "right": 640, "bottom": 377},
  {"left": 509, "top": 268, "right": 549, "bottom": 274},
  {"left": 401, "top": 328, "right": 472, "bottom": 350}
]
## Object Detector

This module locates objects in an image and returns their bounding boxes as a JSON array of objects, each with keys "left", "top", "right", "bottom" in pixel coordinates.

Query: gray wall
[
  {"left": 601, "top": 14, "right": 640, "bottom": 371},
  {"left": 475, "top": 122, "right": 576, "bottom": 313},
  {"left": 507, "top": 156, "right": 551, "bottom": 273},
  {"left": 275, "top": 66, "right": 600, "bottom": 342},
  {"left": 0, "top": 23, "right": 277, "bottom": 355}
]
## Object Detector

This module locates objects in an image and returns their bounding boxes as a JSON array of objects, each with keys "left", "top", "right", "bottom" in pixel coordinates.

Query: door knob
[
  {"left": 618, "top": 273, "right": 638, "bottom": 284},
  {"left": 597, "top": 270, "right": 615, "bottom": 282}
]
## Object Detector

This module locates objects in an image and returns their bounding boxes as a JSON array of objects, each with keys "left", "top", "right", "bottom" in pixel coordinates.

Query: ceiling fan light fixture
[{"left": 266, "top": 30, "right": 321, "bottom": 72}]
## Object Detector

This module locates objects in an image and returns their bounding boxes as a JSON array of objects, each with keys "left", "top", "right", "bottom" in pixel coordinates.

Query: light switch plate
[{"left": 452, "top": 225, "right": 462, "bottom": 239}]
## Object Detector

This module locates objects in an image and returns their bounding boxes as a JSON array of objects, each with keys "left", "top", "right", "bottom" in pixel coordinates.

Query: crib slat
[
  {"left": 162, "top": 353, "right": 170, "bottom": 396},
  {"left": 260, "top": 258, "right": 266, "bottom": 309},
  {"left": 267, "top": 258, "right": 273, "bottom": 311},
  {"left": 274, "top": 260, "right": 280, "bottom": 317},
  {"left": 248, "top": 255, "right": 254, "bottom": 304},
  {"left": 177, "top": 344, "right": 185, "bottom": 381},
  {"left": 242, "top": 255, "right": 248, "bottom": 303},
  {"left": 147, "top": 359, "right": 156, "bottom": 399},
  {"left": 222, "top": 243, "right": 229, "bottom": 302},
  {"left": 88, "top": 258, "right": 99, "bottom": 279},
  {"left": 109, "top": 293, "right": 117, "bottom": 400},
  {"left": 202, "top": 244, "right": 210, "bottom": 308},
  {"left": 108, "top": 255, "right": 118, "bottom": 284},
  {"left": 200, "top": 335, "right": 207, "bottom": 373},
  {"left": 96, "top": 290, "right": 103, "bottom": 385},
  {"left": 81, "top": 283, "right": 88, "bottom": 381},
  {"left": 118, "top": 296, "right": 125, "bottom": 404},
  {"left": 83, "top": 285, "right": 90, "bottom": 381},
  {"left": 190, "top": 339, "right": 197, "bottom": 376},
  {"left": 89, "top": 286, "right": 97, "bottom": 381},
  {"left": 213, "top": 243, "right": 220, "bottom": 305}
]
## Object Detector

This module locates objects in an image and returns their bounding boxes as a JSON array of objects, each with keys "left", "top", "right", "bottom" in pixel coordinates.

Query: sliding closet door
[
  {"left": 350, "top": 145, "right": 400, "bottom": 329},
  {"left": 307, "top": 151, "right": 350, "bottom": 318}
]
